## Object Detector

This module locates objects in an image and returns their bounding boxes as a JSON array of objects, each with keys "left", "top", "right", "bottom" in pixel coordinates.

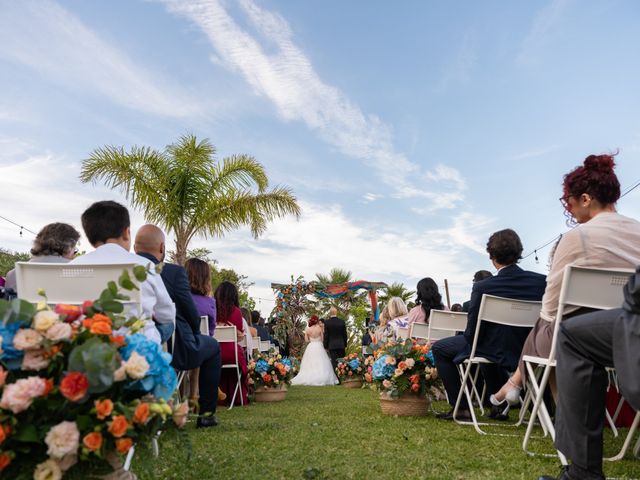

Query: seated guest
[
  {"left": 538, "top": 266, "right": 640, "bottom": 480},
  {"left": 72, "top": 201, "right": 175, "bottom": 344},
  {"left": 462, "top": 270, "right": 493, "bottom": 312},
  {"left": 374, "top": 298, "right": 409, "bottom": 343},
  {"left": 407, "top": 278, "right": 445, "bottom": 324},
  {"left": 134, "top": 225, "right": 222, "bottom": 427},
  {"left": 185, "top": 258, "right": 217, "bottom": 335},
  {"left": 252, "top": 310, "right": 270, "bottom": 341},
  {"left": 373, "top": 305, "right": 391, "bottom": 344},
  {"left": 432, "top": 229, "right": 546, "bottom": 421},
  {"left": 450, "top": 303, "right": 463, "bottom": 312},
  {"left": 5, "top": 222, "right": 81, "bottom": 292},
  {"left": 492, "top": 154, "right": 640, "bottom": 405},
  {"left": 215, "top": 281, "right": 249, "bottom": 406},
  {"left": 242, "top": 308, "right": 258, "bottom": 339},
  {"left": 240, "top": 307, "right": 257, "bottom": 355}
]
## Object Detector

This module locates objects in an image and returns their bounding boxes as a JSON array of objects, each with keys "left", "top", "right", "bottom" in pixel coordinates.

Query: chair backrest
[
  {"left": 214, "top": 325, "right": 237, "bottom": 343},
  {"left": 427, "top": 310, "right": 468, "bottom": 341},
  {"left": 409, "top": 322, "right": 430, "bottom": 340},
  {"left": 252, "top": 337, "right": 261, "bottom": 351},
  {"left": 259, "top": 340, "right": 270, "bottom": 352},
  {"left": 200, "top": 316, "right": 210, "bottom": 336},
  {"left": 396, "top": 327, "right": 410, "bottom": 340},
  {"left": 15, "top": 262, "right": 141, "bottom": 310},
  {"left": 362, "top": 345, "right": 368, "bottom": 355}
]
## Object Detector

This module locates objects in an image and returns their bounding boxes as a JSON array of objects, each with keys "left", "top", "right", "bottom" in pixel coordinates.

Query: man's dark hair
[
  {"left": 486, "top": 229, "right": 523, "bottom": 265},
  {"left": 473, "top": 270, "right": 493, "bottom": 283},
  {"left": 251, "top": 310, "right": 261, "bottom": 326},
  {"left": 81, "top": 201, "right": 130, "bottom": 246}
]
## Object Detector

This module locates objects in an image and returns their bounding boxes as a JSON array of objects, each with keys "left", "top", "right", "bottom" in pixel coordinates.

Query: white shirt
[{"left": 70, "top": 243, "right": 176, "bottom": 344}]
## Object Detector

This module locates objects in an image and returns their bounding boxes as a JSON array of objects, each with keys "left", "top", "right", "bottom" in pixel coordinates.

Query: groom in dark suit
[
  {"left": 432, "top": 228, "right": 546, "bottom": 420},
  {"left": 324, "top": 306, "right": 347, "bottom": 370}
]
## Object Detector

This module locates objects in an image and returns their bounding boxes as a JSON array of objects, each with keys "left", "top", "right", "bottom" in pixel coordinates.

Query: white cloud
[
  {"left": 362, "top": 193, "right": 383, "bottom": 203},
  {"left": 517, "top": 0, "right": 574, "bottom": 66},
  {"left": 0, "top": 0, "right": 202, "bottom": 118},
  {"left": 160, "top": 0, "right": 466, "bottom": 207}
]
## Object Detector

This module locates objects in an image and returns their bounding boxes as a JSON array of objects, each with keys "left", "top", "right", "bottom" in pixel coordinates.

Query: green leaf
[
  {"left": 118, "top": 269, "right": 131, "bottom": 288},
  {"left": 14, "top": 423, "right": 39, "bottom": 442},
  {"left": 121, "top": 279, "right": 137, "bottom": 291},
  {"left": 76, "top": 414, "right": 92, "bottom": 431},
  {"left": 99, "top": 289, "right": 114, "bottom": 303},
  {"left": 68, "top": 337, "right": 118, "bottom": 393},
  {"left": 108, "top": 281, "right": 118, "bottom": 295},
  {"left": 133, "top": 265, "right": 147, "bottom": 282},
  {"left": 102, "top": 300, "right": 124, "bottom": 313}
]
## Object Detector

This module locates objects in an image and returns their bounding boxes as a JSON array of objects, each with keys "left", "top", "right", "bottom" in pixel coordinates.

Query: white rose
[
  {"left": 124, "top": 352, "right": 150, "bottom": 379},
  {"left": 45, "top": 323, "right": 72, "bottom": 342},
  {"left": 13, "top": 328, "right": 44, "bottom": 350},
  {"left": 33, "top": 310, "right": 59, "bottom": 333},
  {"left": 33, "top": 459, "right": 62, "bottom": 480},
  {"left": 405, "top": 358, "right": 415, "bottom": 368},
  {"left": 45, "top": 421, "right": 80, "bottom": 459},
  {"left": 113, "top": 363, "right": 127, "bottom": 382}
]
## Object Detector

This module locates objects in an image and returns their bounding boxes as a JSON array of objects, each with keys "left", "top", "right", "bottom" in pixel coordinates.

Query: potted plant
[
  {"left": 0, "top": 267, "right": 187, "bottom": 479},
  {"left": 248, "top": 353, "right": 296, "bottom": 402},
  {"left": 335, "top": 353, "right": 364, "bottom": 388},
  {"left": 368, "top": 339, "right": 438, "bottom": 416}
]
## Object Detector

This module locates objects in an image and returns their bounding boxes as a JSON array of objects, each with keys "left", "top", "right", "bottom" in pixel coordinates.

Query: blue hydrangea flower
[
  {"left": 372, "top": 355, "right": 395, "bottom": 380},
  {"left": 348, "top": 359, "right": 360, "bottom": 370},
  {"left": 121, "top": 334, "right": 177, "bottom": 400},
  {"left": 0, "top": 322, "right": 25, "bottom": 370},
  {"left": 255, "top": 359, "right": 269, "bottom": 374},
  {"left": 280, "top": 358, "right": 292, "bottom": 368}
]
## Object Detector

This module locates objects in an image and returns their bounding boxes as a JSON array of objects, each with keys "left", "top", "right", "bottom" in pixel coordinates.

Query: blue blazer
[
  {"left": 137, "top": 253, "right": 203, "bottom": 370},
  {"left": 455, "top": 264, "right": 546, "bottom": 371}
]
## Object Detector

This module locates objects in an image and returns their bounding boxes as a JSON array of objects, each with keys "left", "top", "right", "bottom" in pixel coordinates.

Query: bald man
[
  {"left": 324, "top": 306, "right": 347, "bottom": 370},
  {"left": 135, "top": 225, "right": 222, "bottom": 428}
]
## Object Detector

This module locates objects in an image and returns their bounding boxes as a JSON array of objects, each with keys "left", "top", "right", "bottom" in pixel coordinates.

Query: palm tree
[
  {"left": 378, "top": 282, "right": 415, "bottom": 309},
  {"left": 80, "top": 134, "right": 301, "bottom": 265}
]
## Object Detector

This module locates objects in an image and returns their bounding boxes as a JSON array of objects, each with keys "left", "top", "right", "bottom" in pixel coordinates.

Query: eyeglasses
[{"left": 559, "top": 194, "right": 573, "bottom": 209}]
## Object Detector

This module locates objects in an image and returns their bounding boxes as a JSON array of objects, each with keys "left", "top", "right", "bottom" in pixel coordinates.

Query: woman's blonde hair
[
  {"left": 387, "top": 297, "right": 409, "bottom": 320},
  {"left": 378, "top": 305, "right": 390, "bottom": 327}
]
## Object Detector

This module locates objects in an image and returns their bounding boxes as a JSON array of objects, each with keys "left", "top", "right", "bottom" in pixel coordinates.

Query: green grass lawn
[{"left": 137, "top": 386, "right": 640, "bottom": 480}]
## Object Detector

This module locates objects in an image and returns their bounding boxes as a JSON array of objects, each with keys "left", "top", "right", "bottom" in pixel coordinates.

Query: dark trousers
[
  {"left": 329, "top": 348, "right": 345, "bottom": 370},
  {"left": 195, "top": 335, "right": 222, "bottom": 415},
  {"left": 555, "top": 309, "right": 620, "bottom": 475},
  {"left": 432, "top": 335, "right": 509, "bottom": 408}
]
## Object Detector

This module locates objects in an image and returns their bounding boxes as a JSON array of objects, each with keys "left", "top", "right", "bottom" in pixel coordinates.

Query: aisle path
[{"left": 144, "top": 386, "right": 640, "bottom": 480}]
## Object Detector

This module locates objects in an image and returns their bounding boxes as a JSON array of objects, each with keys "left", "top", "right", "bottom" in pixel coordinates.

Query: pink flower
[
  {"left": 405, "top": 358, "right": 415, "bottom": 368},
  {"left": 22, "top": 350, "right": 50, "bottom": 371},
  {"left": 0, "top": 376, "right": 46, "bottom": 413},
  {"left": 385, "top": 356, "right": 396, "bottom": 365},
  {"left": 382, "top": 379, "right": 392, "bottom": 389},
  {"left": 45, "top": 421, "right": 80, "bottom": 458},
  {"left": 13, "top": 328, "right": 43, "bottom": 350},
  {"left": 172, "top": 401, "right": 189, "bottom": 428},
  {"left": 45, "top": 323, "right": 72, "bottom": 342}
]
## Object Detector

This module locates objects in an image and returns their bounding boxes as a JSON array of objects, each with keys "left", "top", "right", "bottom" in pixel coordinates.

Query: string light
[{"left": 0, "top": 214, "right": 37, "bottom": 237}]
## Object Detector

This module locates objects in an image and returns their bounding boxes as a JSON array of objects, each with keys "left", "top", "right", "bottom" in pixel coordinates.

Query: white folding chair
[
  {"left": 252, "top": 337, "right": 261, "bottom": 353},
  {"left": 522, "top": 265, "right": 634, "bottom": 462},
  {"left": 259, "top": 340, "right": 270, "bottom": 352},
  {"left": 409, "top": 322, "right": 430, "bottom": 342},
  {"left": 213, "top": 325, "right": 244, "bottom": 409},
  {"left": 200, "top": 315, "right": 210, "bottom": 336},
  {"left": 427, "top": 310, "right": 468, "bottom": 342},
  {"left": 396, "top": 327, "right": 410, "bottom": 340},
  {"left": 453, "top": 295, "right": 541, "bottom": 435}
]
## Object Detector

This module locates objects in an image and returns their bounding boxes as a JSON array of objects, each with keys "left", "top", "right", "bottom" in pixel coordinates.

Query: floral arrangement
[
  {"left": 335, "top": 353, "right": 364, "bottom": 382},
  {"left": 365, "top": 339, "right": 438, "bottom": 399},
  {"left": 0, "top": 267, "right": 187, "bottom": 479},
  {"left": 248, "top": 352, "right": 298, "bottom": 390}
]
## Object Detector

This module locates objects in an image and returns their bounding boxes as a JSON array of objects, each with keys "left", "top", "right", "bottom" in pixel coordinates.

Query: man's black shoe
[
  {"left": 487, "top": 401, "right": 510, "bottom": 421},
  {"left": 538, "top": 465, "right": 605, "bottom": 480},
  {"left": 435, "top": 408, "right": 472, "bottom": 421},
  {"left": 196, "top": 414, "right": 219, "bottom": 428}
]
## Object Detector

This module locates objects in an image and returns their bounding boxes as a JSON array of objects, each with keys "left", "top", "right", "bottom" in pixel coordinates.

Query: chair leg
[
  {"left": 605, "top": 411, "right": 640, "bottom": 461},
  {"left": 123, "top": 445, "right": 135, "bottom": 471}
]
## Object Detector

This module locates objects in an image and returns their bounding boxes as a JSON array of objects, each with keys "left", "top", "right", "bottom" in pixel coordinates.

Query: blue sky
[{"left": 1, "top": 0, "right": 640, "bottom": 314}]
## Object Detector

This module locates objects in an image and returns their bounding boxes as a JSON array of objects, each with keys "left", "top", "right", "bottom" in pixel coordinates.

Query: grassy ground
[{"left": 137, "top": 386, "right": 640, "bottom": 480}]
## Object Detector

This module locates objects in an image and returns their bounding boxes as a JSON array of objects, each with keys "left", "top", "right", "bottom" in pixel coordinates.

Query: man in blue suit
[
  {"left": 433, "top": 229, "right": 546, "bottom": 420},
  {"left": 135, "top": 224, "right": 221, "bottom": 428}
]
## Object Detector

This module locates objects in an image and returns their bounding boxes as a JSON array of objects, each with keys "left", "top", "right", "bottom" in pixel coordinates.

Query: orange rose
[
  {"left": 95, "top": 399, "right": 114, "bottom": 420},
  {"left": 90, "top": 321, "right": 112, "bottom": 336},
  {"left": 108, "top": 415, "right": 129, "bottom": 438},
  {"left": 60, "top": 372, "right": 89, "bottom": 402},
  {"left": 398, "top": 361, "right": 407, "bottom": 370},
  {"left": 133, "top": 403, "right": 150, "bottom": 425},
  {"left": 43, "top": 344, "right": 63, "bottom": 359},
  {"left": 110, "top": 335, "right": 126, "bottom": 347},
  {"left": 55, "top": 304, "right": 82, "bottom": 322},
  {"left": 262, "top": 373, "right": 272, "bottom": 384},
  {"left": 83, "top": 432, "right": 103, "bottom": 451},
  {"left": 0, "top": 453, "right": 10, "bottom": 470},
  {"left": 42, "top": 378, "right": 54, "bottom": 397},
  {"left": 0, "top": 425, "right": 6, "bottom": 445},
  {"left": 115, "top": 437, "right": 133, "bottom": 454},
  {"left": 91, "top": 314, "right": 112, "bottom": 325}
]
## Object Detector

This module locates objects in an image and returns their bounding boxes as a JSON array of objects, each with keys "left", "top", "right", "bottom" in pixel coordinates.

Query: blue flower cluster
[
  {"left": 0, "top": 322, "right": 25, "bottom": 370},
  {"left": 348, "top": 359, "right": 360, "bottom": 370},
  {"left": 120, "top": 334, "right": 177, "bottom": 400},
  {"left": 372, "top": 354, "right": 395, "bottom": 380},
  {"left": 255, "top": 359, "right": 269, "bottom": 374},
  {"left": 280, "top": 357, "right": 292, "bottom": 369}
]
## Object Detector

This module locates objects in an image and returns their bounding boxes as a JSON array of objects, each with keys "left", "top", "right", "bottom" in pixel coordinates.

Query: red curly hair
[
  {"left": 308, "top": 315, "right": 320, "bottom": 327},
  {"left": 562, "top": 153, "right": 620, "bottom": 216}
]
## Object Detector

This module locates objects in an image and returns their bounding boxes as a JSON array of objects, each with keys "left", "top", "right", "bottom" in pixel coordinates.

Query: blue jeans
[{"left": 156, "top": 322, "right": 175, "bottom": 344}]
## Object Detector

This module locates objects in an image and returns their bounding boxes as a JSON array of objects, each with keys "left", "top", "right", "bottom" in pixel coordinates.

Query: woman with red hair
[
  {"left": 491, "top": 154, "right": 640, "bottom": 407},
  {"left": 291, "top": 315, "right": 339, "bottom": 386}
]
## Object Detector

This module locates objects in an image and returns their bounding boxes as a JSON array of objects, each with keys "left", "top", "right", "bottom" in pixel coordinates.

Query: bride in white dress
[{"left": 291, "top": 316, "right": 339, "bottom": 386}]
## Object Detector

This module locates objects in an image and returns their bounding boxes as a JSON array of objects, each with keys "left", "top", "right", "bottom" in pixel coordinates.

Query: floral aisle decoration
[
  {"left": 248, "top": 353, "right": 297, "bottom": 402},
  {"left": 335, "top": 353, "right": 364, "bottom": 388},
  {"left": 367, "top": 339, "right": 438, "bottom": 416},
  {"left": 0, "top": 267, "right": 187, "bottom": 479}
]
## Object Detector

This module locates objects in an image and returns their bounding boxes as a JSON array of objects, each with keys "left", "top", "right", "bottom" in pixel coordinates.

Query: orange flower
[
  {"left": 0, "top": 425, "right": 6, "bottom": 445},
  {"left": 133, "top": 403, "right": 150, "bottom": 425},
  {"left": 55, "top": 304, "right": 82, "bottom": 322},
  {"left": 110, "top": 335, "right": 126, "bottom": 347},
  {"left": 0, "top": 453, "right": 10, "bottom": 470},
  {"left": 42, "top": 378, "right": 54, "bottom": 397},
  {"left": 90, "top": 321, "right": 112, "bottom": 336},
  {"left": 95, "top": 399, "right": 114, "bottom": 420},
  {"left": 115, "top": 437, "right": 133, "bottom": 454},
  {"left": 398, "top": 361, "right": 407, "bottom": 370},
  {"left": 262, "top": 373, "right": 272, "bottom": 384},
  {"left": 91, "top": 314, "right": 112, "bottom": 326},
  {"left": 83, "top": 432, "right": 103, "bottom": 451},
  {"left": 43, "top": 344, "right": 63, "bottom": 359},
  {"left": 60, "top": 372, "right": 89, "bottom": 402},
  {"left": 108, "top": 415, "right": 129, "bottom": 438}
]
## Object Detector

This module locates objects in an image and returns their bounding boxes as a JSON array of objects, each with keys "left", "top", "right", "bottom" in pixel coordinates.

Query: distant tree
[
  {"left": 81, "top": 134, "right": 301, "bottom": 265},
  {"left": 378, "top": 282, "right": 415, "bottom": 310},
  {"left": 0, "top": 248, "right": 30, "bottom": 277}
]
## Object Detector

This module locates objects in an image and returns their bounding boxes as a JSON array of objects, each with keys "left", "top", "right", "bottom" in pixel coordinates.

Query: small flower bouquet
[
  {"left": 248, "top": 353, "right": 295, "bottom": 390},
  {"left": 335, "top": 353, "right": 364, "bottom": 387},
  {"left": 0, "top": 267, "right": 187, "bottom": 478},
  {"left": 370, "top": 339, "right": 438, "bottom": 401}
]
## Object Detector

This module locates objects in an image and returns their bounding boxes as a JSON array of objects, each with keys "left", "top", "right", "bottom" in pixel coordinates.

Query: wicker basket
[
  {"left": 254, "top": 384, "right": 288, "bottom": 402},
  {"left": 379, "top": 392, "right": 429, "bottom": 416},
  {"left": 342, "top": 379, "right": 363, "bottom": 389}
]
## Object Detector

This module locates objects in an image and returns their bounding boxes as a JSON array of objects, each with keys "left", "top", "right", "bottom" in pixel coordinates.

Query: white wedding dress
[{"left": 291, "top": 325, "right": 339, "bottom": 386}]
